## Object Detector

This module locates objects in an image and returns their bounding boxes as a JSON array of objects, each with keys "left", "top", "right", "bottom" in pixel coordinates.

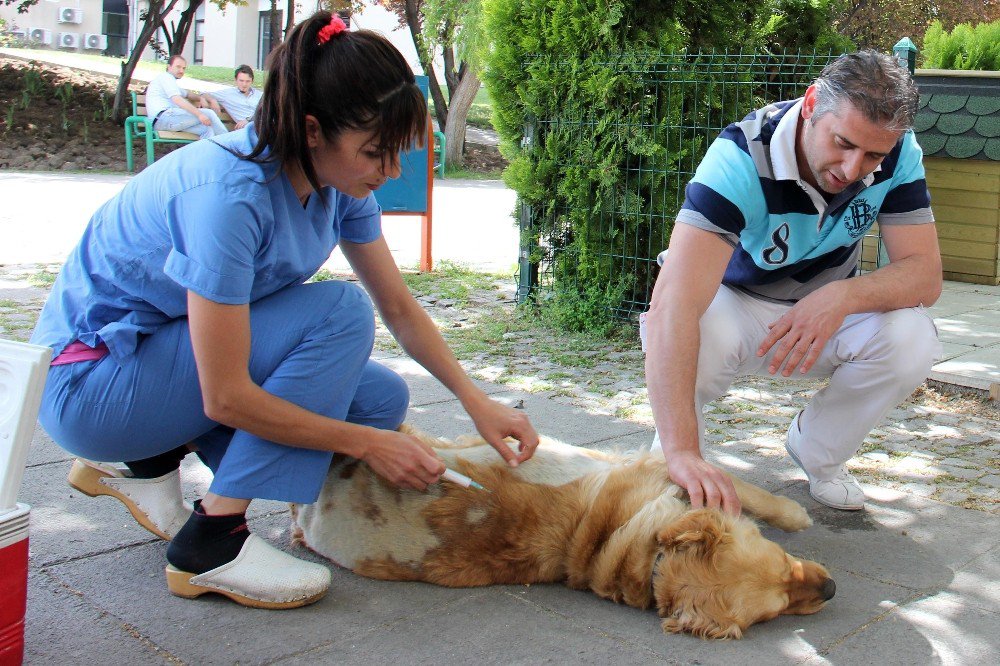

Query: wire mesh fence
[{"left": 517, "top": 49, "right": 889, "bottom": 321}]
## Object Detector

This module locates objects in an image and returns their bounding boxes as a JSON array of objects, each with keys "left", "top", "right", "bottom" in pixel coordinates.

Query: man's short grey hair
[{"left": 811, "top": 50, "right": 919, "bottom": 132}]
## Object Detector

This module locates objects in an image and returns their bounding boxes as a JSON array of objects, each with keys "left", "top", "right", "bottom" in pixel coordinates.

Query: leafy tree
[
  {"left": 164, "top": 0, "right": 205, "bottom": 57},
  {"left": 381, "top": 0, "right": 483, "bottom": 168},
  {"left": 110, "top": 0, "right": 185, "bottom": 122},
  {"left": 836, "top": 0, "right": 1000, "bottom": 51}
]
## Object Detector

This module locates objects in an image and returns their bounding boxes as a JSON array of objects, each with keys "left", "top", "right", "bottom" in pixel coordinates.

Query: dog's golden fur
[{"left": 291, "top": 426, "right": 834, "bottom": 639}]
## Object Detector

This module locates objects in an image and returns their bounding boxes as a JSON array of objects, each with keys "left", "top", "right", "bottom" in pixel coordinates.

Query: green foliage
[
  {"left": 534, "top": 276, "right": 631, "bottom": 338},
  {"left": 482, "top": 0, "right": 846, "bottom": 332},
  {"left": 54, "top": 82, "right": 73, "bottom": 132},
  {"left": 755, "top": 0, "right": 854, "bottom": 53},
  {"left": 20, "top": 66, "right": 43, "bottom": 110},
  {"left": 922, "top": 19, "right": 1000, "bottom": 70}
]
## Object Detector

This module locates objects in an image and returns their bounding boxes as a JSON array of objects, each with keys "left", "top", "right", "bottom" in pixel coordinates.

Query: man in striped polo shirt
[{"left": 644, "top": 51, "right": 942, "bottom": 513}]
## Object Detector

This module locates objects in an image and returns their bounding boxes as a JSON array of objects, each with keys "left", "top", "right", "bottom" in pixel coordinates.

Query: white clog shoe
[
  {"left": 165, "top": 534, "right": 332, "bottom": 609},
  {"left": 67, "top": 458, "right": 193, "bottom": 540}
]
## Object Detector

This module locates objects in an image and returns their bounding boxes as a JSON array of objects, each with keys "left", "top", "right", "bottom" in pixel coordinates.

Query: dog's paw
[{"left": 766, "top": 497, "right": 812, "bottom": 532}]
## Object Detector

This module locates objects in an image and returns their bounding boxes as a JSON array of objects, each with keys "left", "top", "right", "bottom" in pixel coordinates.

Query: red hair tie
[{"left": 317, "top": 15, "right": 347, "bottom": 44}]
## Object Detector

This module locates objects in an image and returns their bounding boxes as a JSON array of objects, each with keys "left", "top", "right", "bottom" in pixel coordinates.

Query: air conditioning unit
[
  {"left": 27, "top": 28, "right": 52, "bottom": 45},
  {"left": 58, "top": 32, "right": 79, "bottom": 49},
  {"left": 84, "top": 33, "right": 107, "bottom": 50},
  {"left": 58, "top": 7, "right": 83, "bottom": 24},
  {"left": 10, "top": 29, "right": 27, "bottom": 40}
]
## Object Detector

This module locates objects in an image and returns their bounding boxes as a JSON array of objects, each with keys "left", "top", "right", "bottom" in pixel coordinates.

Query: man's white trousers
[{"left": 648, "top": 285, "right": 941, "bottom": 480}]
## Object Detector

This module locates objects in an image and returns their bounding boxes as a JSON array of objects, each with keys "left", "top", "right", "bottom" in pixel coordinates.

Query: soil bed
[{"left": 0, "top": 56, "right": 506, "bottom": 175}]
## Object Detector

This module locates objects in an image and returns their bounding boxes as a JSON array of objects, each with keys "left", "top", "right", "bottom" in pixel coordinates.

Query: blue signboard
[{"left": 373, "top": 75, "right": 429, "bottom": 213}]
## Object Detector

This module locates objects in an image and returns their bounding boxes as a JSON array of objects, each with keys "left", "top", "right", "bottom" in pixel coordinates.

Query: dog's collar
[{"left": 650, "top": 550, "right": 665, "bottom": 597}]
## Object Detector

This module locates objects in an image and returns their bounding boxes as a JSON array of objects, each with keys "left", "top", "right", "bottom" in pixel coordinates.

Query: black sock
[
  {"left": 166, "top": 500, "right": 250, "bottom": 574},
  {"left": 124, "top": 445, "right": 189, "bottom": 479}
]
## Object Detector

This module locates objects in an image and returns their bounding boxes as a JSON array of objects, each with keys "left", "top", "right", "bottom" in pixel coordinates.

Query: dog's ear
[
  {"left": 656, "top": 509, "right": 727, "bottom": 556},
  {"left": 661, "top": 612, "right": 743, "bottom": 640}
]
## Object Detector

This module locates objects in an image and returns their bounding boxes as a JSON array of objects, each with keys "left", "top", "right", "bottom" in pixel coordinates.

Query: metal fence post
[
  {"left": 893, "top": 37, "right": 917, "bottom": 74},
  {"left": 516, "top": 118, "right": 538, "bottom": 304}
]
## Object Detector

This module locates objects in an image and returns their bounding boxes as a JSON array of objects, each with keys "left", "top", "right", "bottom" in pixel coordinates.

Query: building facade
[{"left": 1, "top": 1, "right": 418, "bottom": 73}]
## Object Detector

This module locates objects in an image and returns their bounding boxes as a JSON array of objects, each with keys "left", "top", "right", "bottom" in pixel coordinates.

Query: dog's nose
[{"left": 821, "top": 578, "right": 836, "bottom": 601}]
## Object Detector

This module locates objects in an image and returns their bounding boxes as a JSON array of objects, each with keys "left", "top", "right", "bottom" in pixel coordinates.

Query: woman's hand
[
  {"left": 360, "top": 429, "right": 445, "bottom": 491},
  {"left": 464, "top": 394, "right": 540, "bottom": 466}
]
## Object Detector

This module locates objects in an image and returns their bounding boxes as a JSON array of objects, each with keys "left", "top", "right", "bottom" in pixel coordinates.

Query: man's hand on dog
[
  {"left": 667, "top": 451, "right": 742, "bottom": 516},
  {"left": 465, "top": 395, "right": 540, "bottom": 467},
  {"left": 362, "top": 430, "right": 445, "bottom": 491}
]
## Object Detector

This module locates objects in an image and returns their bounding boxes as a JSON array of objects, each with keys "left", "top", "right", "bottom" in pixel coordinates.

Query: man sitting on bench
[
  {"left": 146, "top": 55, "right": 228, "bottom": 139},
  {"left": 206, "top": 65, "right": 262, "bottom": 130}
]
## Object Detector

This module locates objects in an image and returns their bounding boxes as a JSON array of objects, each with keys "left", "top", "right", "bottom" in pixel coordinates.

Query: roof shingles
[{"left": 914, "top": 73, "right": 1000, "bottom": 162}]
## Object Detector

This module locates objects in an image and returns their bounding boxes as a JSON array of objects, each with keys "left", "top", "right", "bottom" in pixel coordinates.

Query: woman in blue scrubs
[{"left": 31, "top": 11, "right": 538, "bottom": 609}]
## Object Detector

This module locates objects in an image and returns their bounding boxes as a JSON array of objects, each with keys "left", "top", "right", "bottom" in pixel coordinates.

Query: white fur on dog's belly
[
  {"left": 441, "top": 438, "right": 612, "bottom": 486},
  {"left": 296, "top": 438, "right": 612, "bottom": 570},
  {"left": 295, "top": 468, "right": 444, "bottom": 570}
]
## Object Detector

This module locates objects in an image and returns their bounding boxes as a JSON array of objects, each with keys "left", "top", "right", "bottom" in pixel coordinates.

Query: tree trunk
[
  {"left": 269, "top": 0, "right": 281, "bottom": 52},
  {"left": 442, "top": 28, "right": 458, "bottom": 97},
  {"left": 443, "top": 68, "right": 479, "bottom": 170},
  {"left": 166, "top": 0, "right": 204, "bottom": 57},
  {"left": 112, "top": 0, "right": 181, "bottom": 124},
  {"left": 284, "top": 0, "right": 295, "bottom": 39},
  {"left": 404, "top": 0, "right": 448, "bottom": 130}
]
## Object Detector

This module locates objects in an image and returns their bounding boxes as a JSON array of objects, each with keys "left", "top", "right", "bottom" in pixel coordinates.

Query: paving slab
[
  {"left": 822, "top": 594, "right": 1000, "bottom": 666},
  {"left": 945, "top": 545, "right": 1000, "bottom": 613},
  {"left": 373, "top": 353, "right": 507, "bottom": 407},
  {"left": 776, "top": 484, "right": 997, "bottom": 590},
  {"left": 933, "top": 347, "right": 1000, "bottom": 384},
  {"left": 277, "top": 590, "right": 669, "bottom": 665},
  {"left": 403, "top": 389, "right": 647, "bottom": 448},
  {"left": 25, "top": 569, "right": 169, "bottom": 665}
]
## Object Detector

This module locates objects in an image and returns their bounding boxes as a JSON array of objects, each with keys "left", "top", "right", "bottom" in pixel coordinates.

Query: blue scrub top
[{"left": 31, "top": 126, "right": 382, "bottom": 365}]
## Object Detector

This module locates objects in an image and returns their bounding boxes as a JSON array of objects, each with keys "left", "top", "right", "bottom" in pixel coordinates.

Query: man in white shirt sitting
[
  {"left": 206, "top": 65, "right": 262, "bottom": 130},
  {"left": 146, "top": 55, "right": 228, "bottom": 138}
]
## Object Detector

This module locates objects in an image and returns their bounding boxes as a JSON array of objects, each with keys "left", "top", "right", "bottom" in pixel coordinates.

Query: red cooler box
[{"left": 0, "top": 504, "right": 29, "bottom": 666}]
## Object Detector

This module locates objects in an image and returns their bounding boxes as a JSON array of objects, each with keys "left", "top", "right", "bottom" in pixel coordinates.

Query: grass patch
[
  {"left": 0, "top": 299, "right": 17, "bottom": 308},
  {"left": 28, "top": 269, "right": 58, "bottom": 287},
  {"left": 429, "top": 85, "right": 493, "bottom": 130},
  {"left": 441, "top": 167, "right": 503, "bottom": 180},
  {"left": 400, "top": 260, "right": 501, "bottom": 306}
]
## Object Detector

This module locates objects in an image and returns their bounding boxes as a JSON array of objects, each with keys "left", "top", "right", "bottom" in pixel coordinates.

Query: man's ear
[
  {"left": 801, "top": 84, "right": 818, "bottom": 120},
  {"left": 304, "top": 114, "right": 321, "bottom": 149}
]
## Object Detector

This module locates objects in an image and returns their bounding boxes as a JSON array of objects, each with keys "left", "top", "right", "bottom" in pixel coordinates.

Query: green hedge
[
  {"left": 481, "top": 0, "right": 850, "bottom": 330},
  {"left": 922, "top": 19, "right": 1000, "bottom": 71}
]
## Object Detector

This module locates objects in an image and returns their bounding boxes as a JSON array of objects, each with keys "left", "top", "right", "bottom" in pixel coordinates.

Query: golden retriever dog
[{"left": 291, "top": 426, "right": 834, "bottom": 639}]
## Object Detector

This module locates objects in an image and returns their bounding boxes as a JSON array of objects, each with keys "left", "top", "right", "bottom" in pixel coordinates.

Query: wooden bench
[{"left": 124, "top": 91, "right": 235, "bottom": 171}]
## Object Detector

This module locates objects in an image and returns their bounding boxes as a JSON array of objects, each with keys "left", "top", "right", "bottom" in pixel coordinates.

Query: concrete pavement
[
  {"left": 0, "top": 171, "right": 519, "bottom": 274},
  {"left": 17, "top": 358, "right": 1000, "bottom": 664}
]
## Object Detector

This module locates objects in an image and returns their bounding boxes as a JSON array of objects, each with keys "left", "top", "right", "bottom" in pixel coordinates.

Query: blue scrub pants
[{"left": 38, "top": 281, "right": 409, "bottom": 503}]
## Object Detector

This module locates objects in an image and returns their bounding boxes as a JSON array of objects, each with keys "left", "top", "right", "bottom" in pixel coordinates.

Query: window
[
  {"left": 193, "top": 19, "right": 205, "bottom": 64},
  {"left": 257, "top": 10, "right": 283, "bottom": 70}
]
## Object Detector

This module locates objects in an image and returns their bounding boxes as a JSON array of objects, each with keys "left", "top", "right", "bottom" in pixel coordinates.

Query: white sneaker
[
  {"left": 785, "top": 415, "right": 865, "bottom": 511},
  {"left": 67, "top": 458, "right": 193, "bottom": 540}
]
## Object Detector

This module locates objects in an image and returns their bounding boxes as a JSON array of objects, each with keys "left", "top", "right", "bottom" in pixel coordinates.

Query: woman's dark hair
[{"left": 243, "top": 11, "right": 427, "bottom": 194}]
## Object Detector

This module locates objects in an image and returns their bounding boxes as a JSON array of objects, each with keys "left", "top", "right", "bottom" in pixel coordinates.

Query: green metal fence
[{"left": 517, "top": 50, "right": 850, "bottom": 320}]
